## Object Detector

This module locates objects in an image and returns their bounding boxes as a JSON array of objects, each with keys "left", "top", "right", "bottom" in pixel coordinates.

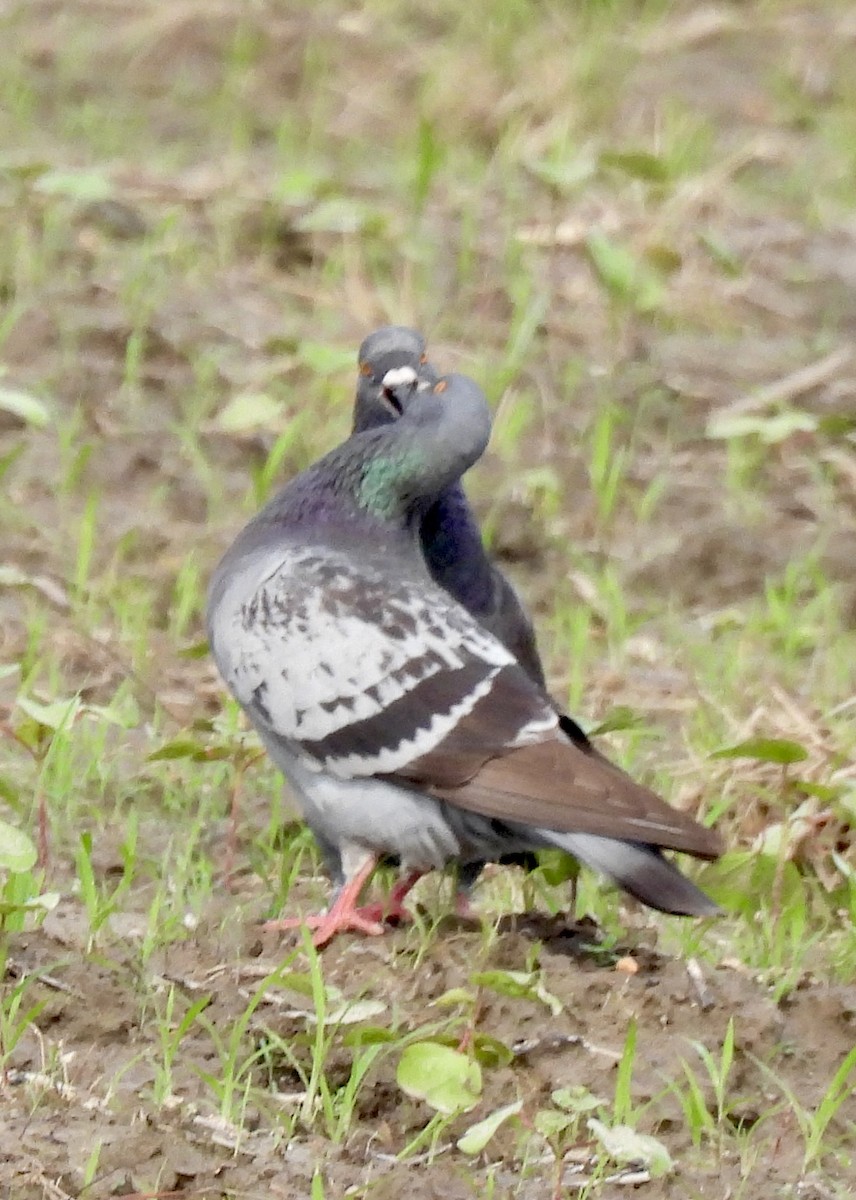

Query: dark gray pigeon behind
[
  {"left": 208, "top": 367, "right": 722, "bottom": 945},
  {"left": 354, "top": 326, "right": 545, "bottom": 685}
]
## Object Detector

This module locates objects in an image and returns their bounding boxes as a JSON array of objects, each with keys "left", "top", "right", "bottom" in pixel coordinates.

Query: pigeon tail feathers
[{"left": 543, "top": 831, "right": 720, "bottom": 917}]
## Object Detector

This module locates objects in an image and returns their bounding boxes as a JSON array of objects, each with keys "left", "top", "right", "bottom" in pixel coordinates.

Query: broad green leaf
[
  {"left": 274, "top": 167, "right": 325, "bottom": 204},
  {"left": 343, "top": 1024, "right": 397, "bottom": 1047},
  {"left": 471, "top": 969, "right": 563, "bottom": 1017},
  {"left": 178, "top": 639, "right": 211, "bottom": 659},
  {"left": 297, "top": 342, "right": 355, "bottom": 375},
  {"left": 0, "top": 817, "right": 37, "bottom": 872},
  {"left": 0, "top": 387, "right": 51, "bottom": 428},
  {"left": 589, "top": 706, "right": 647, "bottom": 736},
  {"left": 470, "top": 968, "right": 535, "bottom": 997},
  {"left": 818, "top": 414, "right": 856, "bottom": 437},
  {"left": 706, "top": 411, "right": 817, "bottom": 443},
  {"left": 84, "top": 695, "right": 140, "bottom": 729},
  {"left": 0, "top": 157, "right": 50, "bottom": 180},
  {"left": 15, "top": 695, "right": 80, "bottom": 731},
  {"left": 0, "top": 895, "right": 60, "bottom": 916},
  {"left": 472, "top": 1033, "right": 514, "bottom": 1069},
  {"left": 752, "top": 822, "right": 786, "bottom": 858},
  {"left": 431, "top": 987, "right": 476, "bottom": 1007},
  {"left": 755, "top": 411, "right": 818, "bottom": 444},
  {"left": 0, "top": 774, "right": 19, "bottom": 804},
  {"left": 457, "top": 1100, "right": 523, "bottom": 1154},
  {"left": 711, "top": 737, "right": 808, "bottom": 765},
  {"left": 536, "top": 850, "right": 578, "bottom": 888},
  {"left": 588, "top": 1118, "right": 673, "bottom": 1176},
  {"left": 585, "top": 231, "right": 664, "bottom": 312},
  {"left": 272, "top": 971, "right": 316, "bottom": 997},
  {"left": 215, "top": 392, "right": 282, "bottom": 433},
  {"left": 396, "top": 1042, "right": 482, "bottom": 1114},
  {"left": 794, "top": 780, "right": 841, "bottom": 803},
  {"left": 527, "top": 154, "right": 596, "bottom": 193},
  {"left": 35, "top": 169, "right": 113, "bottom": 203},
  {"left": 600, "top": 149, "right": 670, "bottom": 182},
  {"left": 147, "top": 738, "right": 207, "bottom": 762},
  {"left": 296, "top": 198, "right": 376, "bottom": 234},
  {"left": 534, "top": 1108, "right": 575, "bottom": 1138},
  {"left": 552, "top": 1086, "right": 605, "bottom": 1114}
]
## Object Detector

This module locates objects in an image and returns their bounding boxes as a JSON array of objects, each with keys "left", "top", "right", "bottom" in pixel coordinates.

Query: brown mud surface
[{"left": 6, "top": 901, "right": 856, "bottom": 1198}]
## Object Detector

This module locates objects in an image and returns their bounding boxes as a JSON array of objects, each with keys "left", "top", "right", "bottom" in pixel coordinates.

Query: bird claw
[
  {"left": 352, "top": 899, "right": 413, "bottom": 926},
  {"left": 261, "top": 854, "right": 387, "bottom": 947},
  {"left": 263, "top": 868, "right": 424, "bottom": 946},
  {"left": 454, "top": 891, "right": 478, "bottom": 920},
  {"left": 353, "top": 869, "right": 424, "bottom": 926},
  {"left": 261, "top": 909, "right": 385, "bottom": 948}
]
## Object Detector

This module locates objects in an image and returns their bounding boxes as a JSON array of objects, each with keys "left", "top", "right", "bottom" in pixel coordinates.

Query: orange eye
[
  {"left": 433, "top": 379, "right": 447, "bottom": 394},
  {"left": 359, "top": 362, "right": 372, "bottom": 376},
  {"left": 420, "top": 353, "right": 428, "bottom": 364}
]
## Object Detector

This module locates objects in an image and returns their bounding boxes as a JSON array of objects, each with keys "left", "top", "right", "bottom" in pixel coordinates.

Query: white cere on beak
[{"left": 381, "top": 365, "right": 418, "bottom": 389}]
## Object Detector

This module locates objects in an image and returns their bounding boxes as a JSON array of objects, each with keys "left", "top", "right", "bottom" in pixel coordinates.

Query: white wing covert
[{"left": 208, "top": 544, "right": 555, "bottom": 781}]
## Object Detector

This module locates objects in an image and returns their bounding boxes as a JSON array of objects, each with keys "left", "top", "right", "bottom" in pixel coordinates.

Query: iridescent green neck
[{"left": 358, "top": 448, "right": 424, "bottom": 518}]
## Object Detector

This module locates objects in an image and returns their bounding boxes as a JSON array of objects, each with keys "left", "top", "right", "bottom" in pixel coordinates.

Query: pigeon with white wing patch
[{"left": 208, "top": 370, "right": 722, "bottom": 946}]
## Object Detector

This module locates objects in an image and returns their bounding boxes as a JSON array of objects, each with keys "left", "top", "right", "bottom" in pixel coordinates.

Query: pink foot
[
  {"left": 354, "top": 898, "right": 413, "bottom": 925},
  {"left": 454, "top": 891, "right": 478, "bottom": 920},
  {"left": 262, "top": 908, "right": 385, "bottom": 947},
  {"left": 354, "top": 870, "right": 423, "bottom": 926},
  {"left": 261, "top": 855, "right": 383, "bottom": 948}
]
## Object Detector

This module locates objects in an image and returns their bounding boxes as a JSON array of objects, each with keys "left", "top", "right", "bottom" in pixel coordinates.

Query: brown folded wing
[
  {"left": 394, "top": 687, "right": 722, "bottom": 860},
  {"left": 443, "top": 738, "right": 722, "bottom": 857}
]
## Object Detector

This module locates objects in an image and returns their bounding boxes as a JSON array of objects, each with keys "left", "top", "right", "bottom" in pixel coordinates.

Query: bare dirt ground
[
  {"left": 6, "top": 910, "right": 856, "bottom": 1198},
  {"left": 2, "top": 2, "right": 856, "bottom": 1197}
]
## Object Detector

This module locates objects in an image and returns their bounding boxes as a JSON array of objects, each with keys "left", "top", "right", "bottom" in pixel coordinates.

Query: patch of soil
[{"left": 4, "top": 897, "right": 856, "bottom": 1198}]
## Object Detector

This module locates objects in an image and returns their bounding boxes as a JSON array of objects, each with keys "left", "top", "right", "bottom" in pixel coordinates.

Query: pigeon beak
[
  {"left": 415, "top": 369, "right": 435, "bottom": 392},
  {"left": 381, "top": 365, "right": 419, "bottom": 414}
]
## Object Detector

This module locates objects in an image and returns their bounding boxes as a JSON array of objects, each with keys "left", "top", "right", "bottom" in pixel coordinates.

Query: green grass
[{"left": 2, "top": 0, "right": 856, "bottom": 1196}]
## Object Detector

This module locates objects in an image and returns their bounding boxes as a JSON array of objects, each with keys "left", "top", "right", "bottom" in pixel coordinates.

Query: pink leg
[
  {"left": 454, "top": 889, "right": 478, "bottom": 920},
  {"left": 262, "top": 856, "right": 384, "bottom": 948},
  {"left": 354, "top": 870, "right": 424, "bottom": 925}
]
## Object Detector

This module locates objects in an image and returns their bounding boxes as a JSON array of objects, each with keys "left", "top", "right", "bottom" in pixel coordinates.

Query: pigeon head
[
  {"left": 349, "top": 373, "right": 493, "bottom": 523},
  {"left": 353, "top": 325, "right": 438, "bottom": 432},
  {"left": 242, "top": 372, "right": 491, "bottom": 543}
]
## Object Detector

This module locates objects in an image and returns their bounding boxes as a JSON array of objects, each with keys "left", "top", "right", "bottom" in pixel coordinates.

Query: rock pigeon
[
  {"left": 353, "top": 327, "right": 545, "bottom": 686},
  {"left": 207, "top": 368, "right": 722, "bottom": 946},
  {"left": 351, "top": 328, "right": 723, "bottom": 917}
]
